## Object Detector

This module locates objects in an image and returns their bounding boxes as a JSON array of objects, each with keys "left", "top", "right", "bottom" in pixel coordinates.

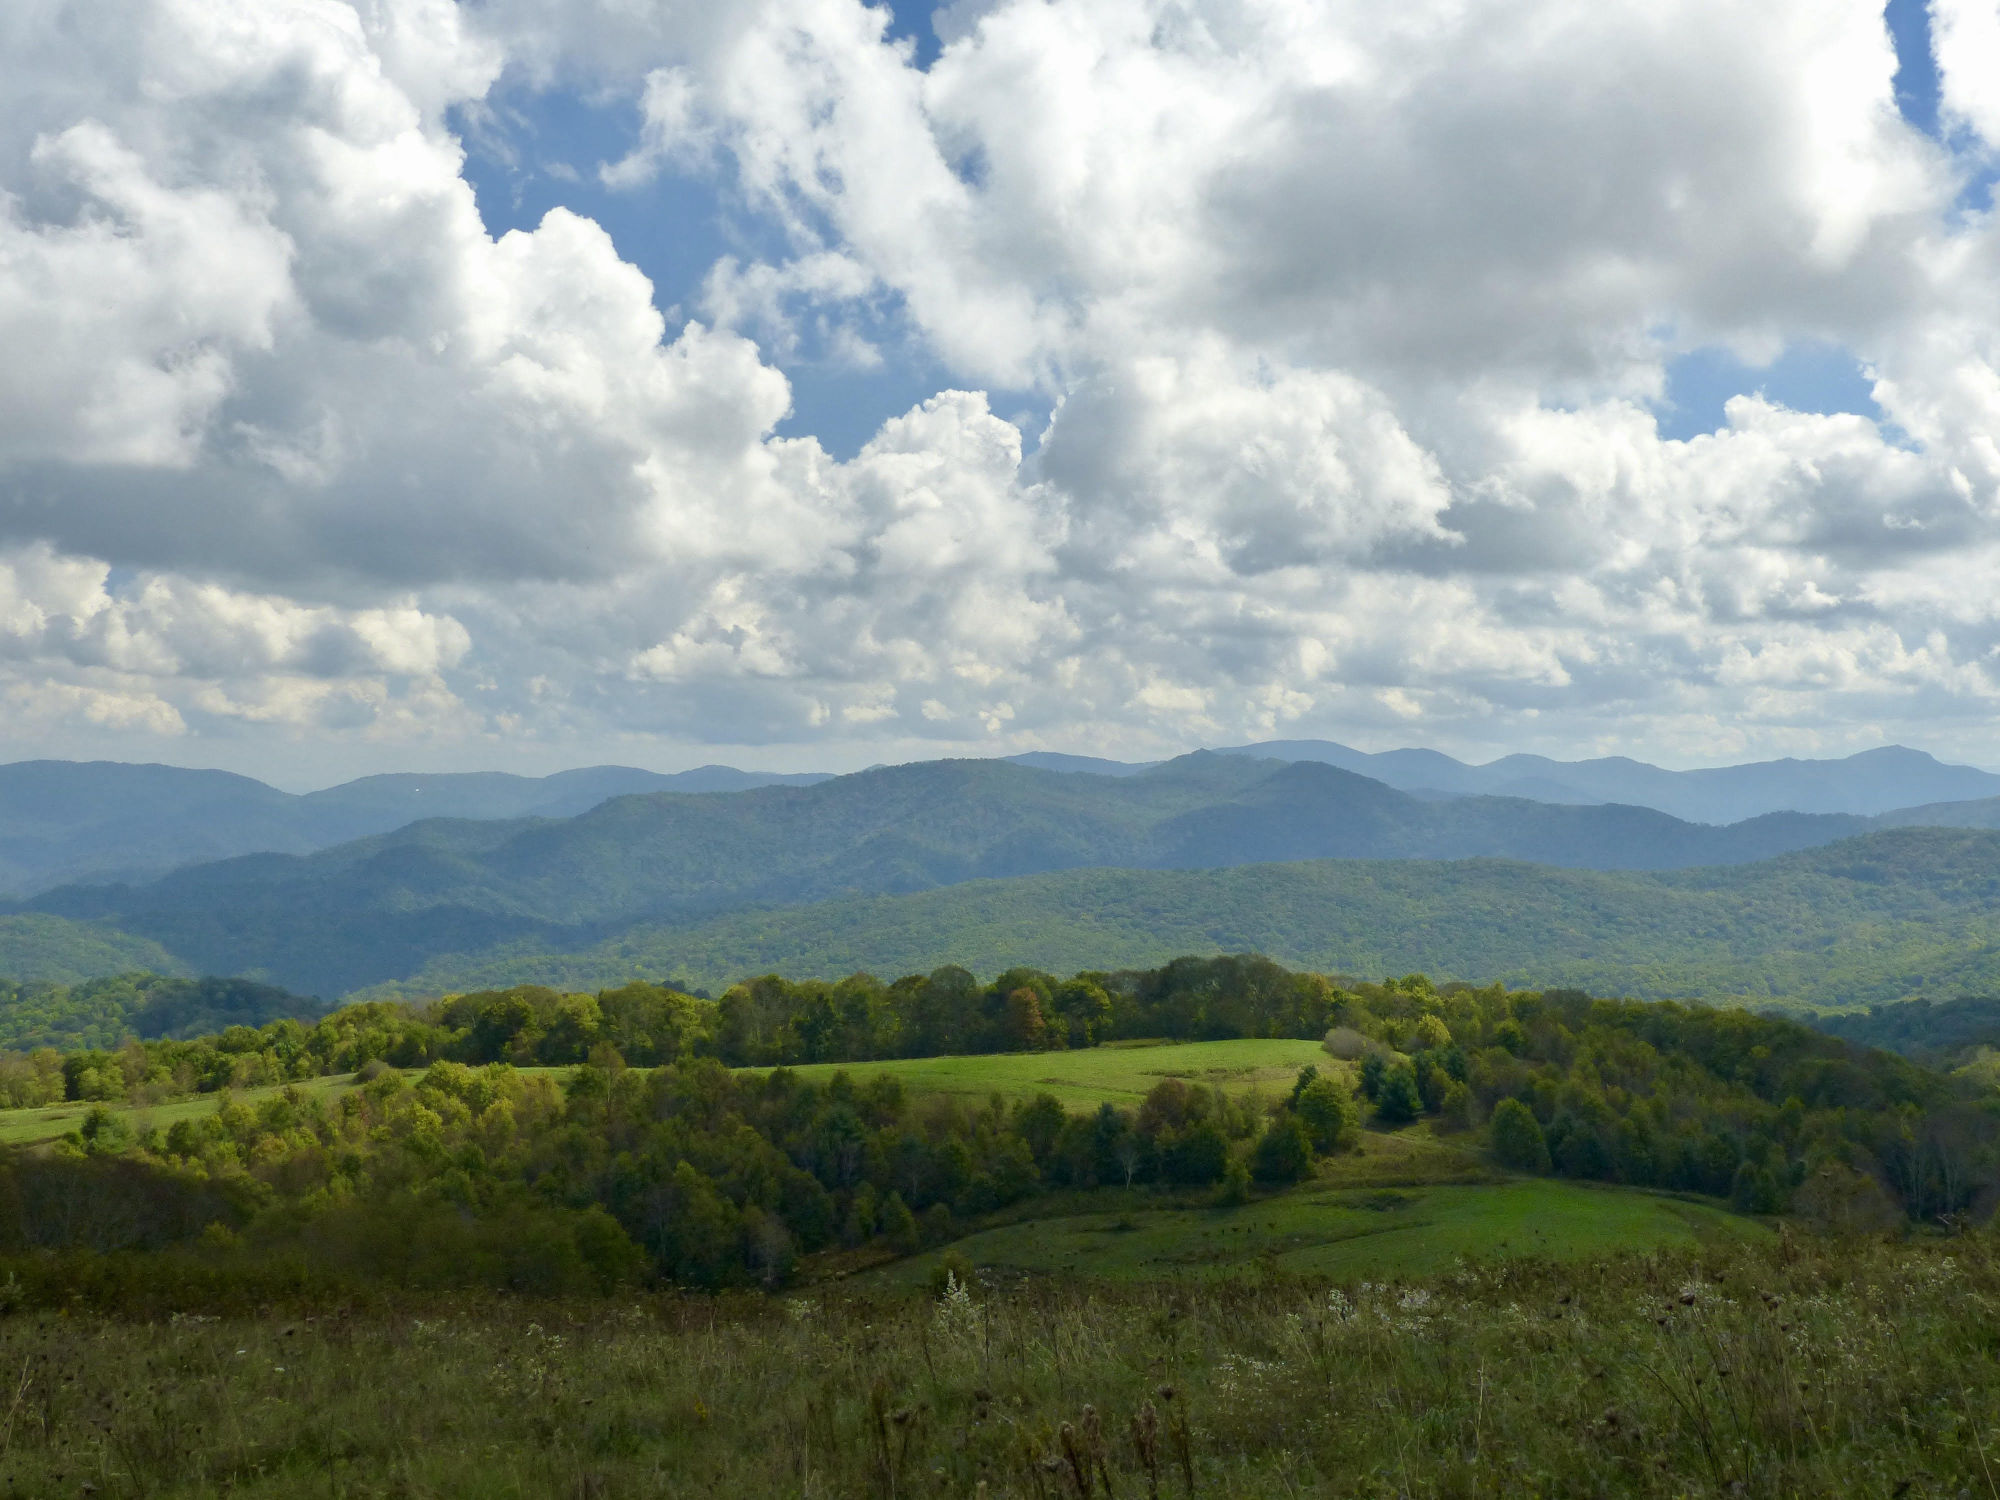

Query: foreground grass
[{"left": 0, "top": 1234, "right": 1993, "bottom": 1497}]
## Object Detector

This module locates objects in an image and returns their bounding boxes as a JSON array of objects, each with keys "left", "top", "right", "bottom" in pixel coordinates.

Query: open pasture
[
  {"left": 0, "top": 1071, "right": 365, "bottom": 1147},
  {"left": 880, "top": 1176, "right": 1768, "bottom": 1288},
  {"left": 745, "top": 1035, "right": 1337, "bottom": 1107}
]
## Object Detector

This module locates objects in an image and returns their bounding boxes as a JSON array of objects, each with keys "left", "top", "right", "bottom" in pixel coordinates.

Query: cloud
[
  {"left": 6, "top": 0, "right": 2000, "bottom": 775},
  {"left": 1933, "top": 0, "right": 2000, "bottom": 152}
]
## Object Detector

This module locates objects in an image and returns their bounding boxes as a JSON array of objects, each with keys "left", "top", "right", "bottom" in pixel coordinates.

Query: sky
[{"left": 4, "top": 1, "right": 2000, "bottom": 788}]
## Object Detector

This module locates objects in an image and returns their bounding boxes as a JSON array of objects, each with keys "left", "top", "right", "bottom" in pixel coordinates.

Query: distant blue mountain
[
  {"left": 21, "top": 752, "right": 1895, "bottom": 997},
  {"left": 0, "top": 760, "right": 828, "bottom": 896},
  {"left": 1201, "top": 742, "right": 2000, "bottom": 824}
]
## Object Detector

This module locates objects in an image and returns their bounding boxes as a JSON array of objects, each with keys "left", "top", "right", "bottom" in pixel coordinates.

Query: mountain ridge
[
  {"left": 0, "top": 758, "right": 831, "bottom": 897},
  {"left": 8, "top": 752, "right": 1922, "bottom": 996}
]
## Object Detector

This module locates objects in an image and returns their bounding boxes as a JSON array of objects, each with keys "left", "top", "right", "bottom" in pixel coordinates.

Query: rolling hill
[{"left": 359, "top": 827, "right": 2000, "bottom": 1010}]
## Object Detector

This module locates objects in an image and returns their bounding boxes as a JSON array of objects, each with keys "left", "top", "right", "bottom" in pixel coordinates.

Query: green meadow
[
  {"left": 878, "top": 1177, "right": 1767, "bottom": 1288},
  {"left": 0, "top": 1070, "right": 361, "bottom": 1147},
  {"left": 744, "top": 1035, "right": 1338, "bottom": 1107}
]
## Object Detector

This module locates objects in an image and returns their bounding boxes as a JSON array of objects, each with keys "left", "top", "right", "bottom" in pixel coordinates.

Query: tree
[
  {"left": 1003, "top": 989, "right": 1048, "bottom": 1051},
  {"left": 1164, "top": 1121, "right": 1229, "bottom": 1185},
  {"left": 1251, "top": 1115, "right": 1314, "bottom": 1185},
  {"left": 1414, "top": 1014, "right": 1452, "bottom": 1050},
  {"left": 1358, "top": 1051, "right": 1388, "bottom": 1102},
  {"left": 1293, "top": 1077, "right": 1356, "bottom": 1153},
  {"left": 1489, "top": 1098, "right": 1551, "bottom": 1174},
  {"left": 1215, "top": 1156, "right": 1251, "bottom": 1206},
  {"left": 878, "top": 1190, "right": 918, "bottom": 1252},
  {"left": 1373, "top": 1063, "right": 1421, "bottom": 1126}
]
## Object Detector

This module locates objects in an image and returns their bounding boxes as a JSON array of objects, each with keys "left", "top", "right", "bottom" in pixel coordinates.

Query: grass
[
  {"left": 0, "top": 1072, "right": 365, "bottom": 1147},
  {"left": 743, "top": 1036, "right": 1340, "bottom": 1109},
  {"left": 0, "top": 1234, "right": 1991, "bottom": 1496},
  {"left": 875, "top": 1177, "right": 1769, "bottom": 1290}
]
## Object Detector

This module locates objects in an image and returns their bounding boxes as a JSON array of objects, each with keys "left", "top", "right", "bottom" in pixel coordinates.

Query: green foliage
[
  {"left": 1214, "top": 1155, "right": 1251, "bottom": 1205},
  {"left": 1251, "top": 1115, "right": 1314, "bottom": 1184},
  {"left": 0, "top": 970, "right": 316, "bottom": 1055},
  {"left": 1373, "top": 1061, "right": 1423, "bottom": 1124},
  {"left": 1290, "top": 1070, "right": 1357, "bottom": 1152},
  {"left": 1490, "top": 1097, "right": 1552, "bottom": 1173},
  {"left": 0, "top": 915, "right": 185, "bottom": 987}
]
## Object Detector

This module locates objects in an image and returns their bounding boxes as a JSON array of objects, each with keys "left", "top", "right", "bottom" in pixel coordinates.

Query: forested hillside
[
  {"left": 14, "top": 754, "right": 1908, "bottom": 995},
  {"left": 0, "top": 913, "right": 186, "bottom": 986},
  {"left": 354, "top": 827, "right": 2000, "bottom": 1009}
]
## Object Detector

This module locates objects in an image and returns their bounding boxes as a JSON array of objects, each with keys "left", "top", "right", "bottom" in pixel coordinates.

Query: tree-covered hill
[
  {"left": 18, "top": 754, "right": 1891, "bottom": 995},
  {"left": 0, "top": 972, "right": 319, "bottom": 1052},
  {"left": 0, "top": 914, "right": 186, "bottom": 987},
  {"left": 361, "top": 827, "right": 2000, "bottom": 1010}
]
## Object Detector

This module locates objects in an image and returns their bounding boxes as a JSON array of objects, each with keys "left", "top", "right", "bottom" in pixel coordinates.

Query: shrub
[
  {"left": 1251, "top": 1116, "right": 1314, "bottom": 1185},
  {"left": 1323, "top": 1027, "right": 1372, "bottom": 1061},
  {"left": 879, "top": 1191, "right": 918, "bottom": 1253},
  {"left": 1373, "top": 1063, "right": 1422, "bottom": 1126},
  {"left": 929, "top": 1249, "right": 975, "bottom": 1299},
  {"left": 1215, "top": 1156, "right": 1251, "bottom": 1206}
]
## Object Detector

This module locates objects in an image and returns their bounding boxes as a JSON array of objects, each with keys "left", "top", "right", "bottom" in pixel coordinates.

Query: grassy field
[
  {"left": 0, "top": 1070, "right": 366, "bottom": 1146},
  {"left": 745, "top": 1036, "right": 1340, "bottom": 1108},
  {"left": 876, "top": 1176, "right": 1768, "bottom": 1289},
  {"left": 0, "top": 1040, "right": 1333, "bottom": 1148}
]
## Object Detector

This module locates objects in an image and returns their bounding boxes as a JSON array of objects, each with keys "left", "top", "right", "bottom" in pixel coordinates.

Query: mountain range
[
  {"left": 15, "top": 749, "right": 2000, "bottom": 998},
  {"left": 1054, "top": 741, "right": 2000, "bottom": 823},
  {"left": 0, "top": 759, "right": 828, "bottom": 896},
  {"left": 3, "top": 742, "right": 1994, "bottom": 903}
]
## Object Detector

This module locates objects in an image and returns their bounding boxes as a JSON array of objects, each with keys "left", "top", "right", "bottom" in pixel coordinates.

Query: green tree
[
  {"left": 1490, "top": 1098, "right": 1551, "bottom": 1173},
  {"left": 1293, "top": 1076, "right": 1356, "bottom": 1152},
  {"left": 878, "top": 1190, "right": 919, "bottom": 1252},
  {"left": 1374, "top": 1062, "right": 1422, "bottom": 1125},
  {"left": 1251, "top": 1115, "right": 1314, "bottom": 1184}
]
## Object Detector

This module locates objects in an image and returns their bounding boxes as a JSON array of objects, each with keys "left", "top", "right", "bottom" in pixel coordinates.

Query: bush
[
  {"left": 1373, "top": 1063, "right": 1422, "bottom": 1126},
  {"left": 1215, "top": 1156, "right": 1251, "bottom": 1206},
  {"left": 1322, "top": 1027, "right": 1372, "bottom": 1061},
  {"left": 929, "top": 1249, "right": 975, "bottom": 1299},
  {"left": 879, "top": 1191, "right": 919, "bottom": 1253},
  {"left": 1489, "top": 1098, "right": 1551, "bottom": 1173},
  {"left": 1251, "top": 1116, "right": 1314, "bottom": 1185}
]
